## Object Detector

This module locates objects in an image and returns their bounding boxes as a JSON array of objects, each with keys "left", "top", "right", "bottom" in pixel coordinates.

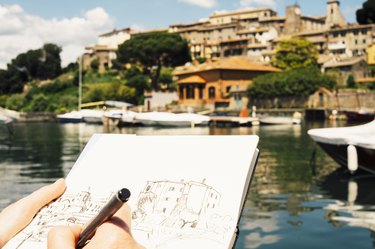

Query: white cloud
[
  {"left": 178, "top": 0, "right": 216, "bottom": 8},
  {"left": 240, "top": 0, "right": 276, "bottom": 9},
  {"left": 0, "top": 4, "right": 114, "bottom": 69}
]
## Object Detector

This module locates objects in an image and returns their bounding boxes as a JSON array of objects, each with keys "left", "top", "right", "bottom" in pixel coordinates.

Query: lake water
[{"left": 0, "top": 121, "right": 374, "bottom": 248}]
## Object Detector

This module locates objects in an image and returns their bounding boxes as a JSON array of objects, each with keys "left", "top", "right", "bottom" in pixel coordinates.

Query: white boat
[
  {"left": 308, "top": 120, "right": 375, "bottom": 174},
  {"left": 105, "top": 110, "right": 137, "bottom": 127},
  {"left": 0, "top": 108, "right": 19, "bottom": 124},
  {"left": 80, "top": 109, "right": 104, "bottom": 124},
  {"left": 57, "top": 109, "right": 104, "bottom": 124},
  {"left": 259, "top": 116, "right": 301, "bottom": 125},
  {"left": 56, "top": 111, "right": 83, "bottom": 123},
  {"left": 134, "top": 112, "right": 210, "bottom": 127}
]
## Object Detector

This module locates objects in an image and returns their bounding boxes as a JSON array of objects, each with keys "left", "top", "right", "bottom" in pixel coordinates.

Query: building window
[
  {"left": 209, "top": 87, "right": 215, "bottom": 99},
  {"left": 146, "top": 185, "right": 151, "bottom": 191},
  {"left": 179, "top": 87, "right": 184, "bottom": 99},
  {"left": 363, "top": 39, "right": 367, "bottom": 44},
  {"left": 199, "top": 86, "right": 203, "bottom": 99},
  {"left": 226, "top": 86, "right": 231, "bottom": 93},
  {"left": 187, "top": 85, "right": 195, "bottom": 99}
]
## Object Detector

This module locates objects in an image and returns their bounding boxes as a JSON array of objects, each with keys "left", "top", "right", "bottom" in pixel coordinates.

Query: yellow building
[{"left": 366, "top": 43, "right": 375, "bottom": 65}]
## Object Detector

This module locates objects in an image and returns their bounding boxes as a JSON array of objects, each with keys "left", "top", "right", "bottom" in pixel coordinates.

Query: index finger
[{"left": 0, "top": 179, "right": 66, "bottom": 247}]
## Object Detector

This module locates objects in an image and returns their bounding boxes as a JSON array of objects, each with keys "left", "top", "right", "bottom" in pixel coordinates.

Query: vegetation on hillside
[
  {"left": 249, "top": 37, "right": 335, "bottom": 99},
  {"left": 0, "top": 38, "right": 180, "bottom": 112},
  {"left": 248, "top": 66, "right": 336, "bottom": 98}
]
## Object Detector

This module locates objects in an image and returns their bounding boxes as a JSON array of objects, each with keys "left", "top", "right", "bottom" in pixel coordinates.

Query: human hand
[
  {"left": 47, "top": 203, "right": 145, "bottom": 249},
  {"left": 0, "top": 179, "right": 66, "bottom": 247}
]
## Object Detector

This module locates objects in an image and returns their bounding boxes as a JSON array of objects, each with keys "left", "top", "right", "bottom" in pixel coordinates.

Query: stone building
[
  {"left": 169, "top": 0, "right": 375, "bottom": 67},
  {"left": 322, "top": 56, "right": 369, "bottom": 85},
  {"left": 174, "top": 57, "right": 280, "bottom": 109},
  {"left": 82, "top": 28, "right": 132, "bottom": 73}
]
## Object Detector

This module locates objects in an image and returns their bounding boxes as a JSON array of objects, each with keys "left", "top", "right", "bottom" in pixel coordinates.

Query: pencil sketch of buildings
[
  {"left": 7, "top": 189, "right": 113, "bottom": 249},
  {"left": 132, "top": 179, "right": 234, "bottom": 248}
]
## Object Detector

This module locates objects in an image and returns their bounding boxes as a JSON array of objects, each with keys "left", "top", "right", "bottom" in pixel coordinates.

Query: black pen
[{"left": 76, "top": 188, "right": 131, "bottom": 249}]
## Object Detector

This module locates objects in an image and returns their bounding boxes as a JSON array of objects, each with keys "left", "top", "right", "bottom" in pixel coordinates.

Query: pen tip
[{"left": 118, "top": 188, "right": 131, "bottom": 202}]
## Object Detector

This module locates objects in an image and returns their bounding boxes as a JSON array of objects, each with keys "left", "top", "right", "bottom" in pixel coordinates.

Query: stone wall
[{"left": 249, "top": 90, "right": 375, "bottom": 111}]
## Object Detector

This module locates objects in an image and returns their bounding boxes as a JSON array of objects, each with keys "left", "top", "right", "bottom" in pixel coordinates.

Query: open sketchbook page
[{"left": 4, "top": 134, "right": 259, "bottom": 249}]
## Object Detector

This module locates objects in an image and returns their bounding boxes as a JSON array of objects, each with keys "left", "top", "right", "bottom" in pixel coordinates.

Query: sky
[{"left": 0, "top": 0, "right": 362, "bottom": 69}]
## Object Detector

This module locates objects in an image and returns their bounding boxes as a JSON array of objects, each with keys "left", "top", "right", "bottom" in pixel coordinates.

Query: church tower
[
  {"left": 325, "top": 0, "right": 346, "bottom": 29},
  {"left": 284, "top": 4, "right": 302, "bottom": 34}
]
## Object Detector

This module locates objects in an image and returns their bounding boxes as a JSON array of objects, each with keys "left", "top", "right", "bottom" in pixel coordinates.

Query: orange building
[{"left": 174, "top": 57, "right": 281, "bottom": 109}]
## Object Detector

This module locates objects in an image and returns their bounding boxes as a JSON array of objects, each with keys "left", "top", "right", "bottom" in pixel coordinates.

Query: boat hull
[
  {"left": 259, "top": 117, "right": 301, "bottom": 125},
  {"left": 57, "top": 117, "right": 83, "bottom": 123},
  {"left": 316, "top": 142, "right": 375, "bottom": 174}
]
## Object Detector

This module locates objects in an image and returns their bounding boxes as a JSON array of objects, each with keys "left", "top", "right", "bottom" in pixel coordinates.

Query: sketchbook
[{"left": 4, "top": 134, "right": 259, "bottom": 249}]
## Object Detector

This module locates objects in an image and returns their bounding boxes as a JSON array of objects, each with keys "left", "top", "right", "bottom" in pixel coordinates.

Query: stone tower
[
  {"left": 325, "top": 0, "right": 346, "bottom": 29},
  {"left": 284, "top": 4, "right": 302, "bottom": 35}
]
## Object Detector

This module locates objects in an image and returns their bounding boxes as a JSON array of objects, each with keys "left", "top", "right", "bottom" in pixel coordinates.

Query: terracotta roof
[
  {"left": 356, "top": 77, "right": 375, "bottom": 83},
  {"left": 323, "top": 57, "right": 366, "bottom": 68},
  {"left": 174, "top": 57, "right": 281, "bottom": 76},
  {"left": 177, "top": 75, "right": 206, "bottom": 84}
]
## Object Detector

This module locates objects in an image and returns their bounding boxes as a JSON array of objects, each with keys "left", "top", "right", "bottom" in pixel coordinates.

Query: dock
[{"left": 209, "top": 116, "right": 259, "bottom": 127}]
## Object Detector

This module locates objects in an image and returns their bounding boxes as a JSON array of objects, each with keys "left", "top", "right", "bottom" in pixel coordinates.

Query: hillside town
[{"left": 79, "top": 0, "right": 374, "bottom": 115}]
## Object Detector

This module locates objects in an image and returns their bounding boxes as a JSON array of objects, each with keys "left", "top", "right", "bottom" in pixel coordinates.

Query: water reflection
[
  {"left": 321, "top": 169, "right": 375, "bottom": 235},
  {"left": 1, "top": 122, "right": 375, "bottom": 249}
]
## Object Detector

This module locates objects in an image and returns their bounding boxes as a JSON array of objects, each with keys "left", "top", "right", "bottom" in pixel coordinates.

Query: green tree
[
  {"left": 346, "top": 75, "right": 356, "bottom": 88},
  {"left": 27, "top": 93, "right": 49, "bottom": 112},
  {"left": 10, "top": 43, "right": 62, "bottom": 80},
  {"left": 5, "top": 94, "right": 25, "bottom": 111},
  {"left": 272, "top": 37, "right": 318, "bottom": 71},
  {"left": 248, "top": 66, "right": 336, "bottom": 98},
  {"left": 126, "top": 74, "right": 151, "bottom": 104},
  {"left": 357, "top": 0, "right": 375, "bottom": 24},
  {"left": 90, "top": 59, "right": 100, "bottom": 72},
  {"left": 117, "top": 31, "right": 191, "bottom": 89},
  {"left": 36, "top": 43, "right": 62, "bottom": 79},
  {"left": 159, "top": 69, "right": 175, "bottom": 90}
]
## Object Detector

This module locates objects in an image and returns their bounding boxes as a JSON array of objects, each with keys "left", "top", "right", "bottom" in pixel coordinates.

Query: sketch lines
[
  {"left": 5, "top": 189, "right": 114, "bottom": 249},
  {"left": 132, "top": 179, "right": 234, "bottom": 248}
]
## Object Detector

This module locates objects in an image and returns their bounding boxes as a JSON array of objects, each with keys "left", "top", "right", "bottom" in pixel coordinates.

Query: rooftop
[
  {"left": 99, "top": 28, "right": 131, "bottom": 37},
  {"left": 210, "top": 8, "right": 276, "bottom": 18},
  {"left": 177, "top": 75, "right": 206, "bottom": 84},
  {"left": 174, "top": 57, "right": 281, "bottom": 76},
  {"left": 323, "top": 56, "right": 366, "bottom": 68}
]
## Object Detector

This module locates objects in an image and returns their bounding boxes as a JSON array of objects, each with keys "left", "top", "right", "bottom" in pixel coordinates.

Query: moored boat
[
  {"left": 134, "top": 112, "right": 210, "bottom": 127},
  {"left": 308, "top": 120, "right": 375, "bottom": 174},
  {"left": 56, "top": 111, "right": 83, "bottom": 123},
  {"left": 259, "top": 116, "right": 301, "bottom": 125}
]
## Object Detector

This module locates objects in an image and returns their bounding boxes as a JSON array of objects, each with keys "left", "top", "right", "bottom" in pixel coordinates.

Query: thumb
[{"left": 47, "top": 225, "right": 82, "bottom": 249}]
